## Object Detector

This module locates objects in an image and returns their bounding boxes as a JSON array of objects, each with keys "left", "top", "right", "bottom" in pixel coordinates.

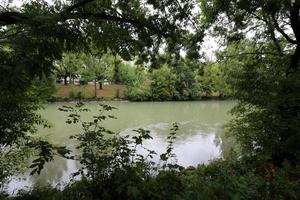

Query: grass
[{"left": 54, "top": 83, "right": 126, "bottom": 100}]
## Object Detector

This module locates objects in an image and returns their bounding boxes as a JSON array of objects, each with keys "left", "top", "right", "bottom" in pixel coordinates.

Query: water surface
[{"left": 7, "top": 100, "right": 234, "bottom": 194}]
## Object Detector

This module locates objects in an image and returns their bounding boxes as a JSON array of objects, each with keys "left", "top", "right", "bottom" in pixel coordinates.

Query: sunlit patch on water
[{"left": 121, "top": 122, "right": 222, "bottom": 167}]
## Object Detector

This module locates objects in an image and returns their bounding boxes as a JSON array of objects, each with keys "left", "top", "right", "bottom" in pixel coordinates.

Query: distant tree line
[
  {"left": 53, "top": 52, "right": 231, "bottom": 101},
  {"left": 124, "top": 56, "right": 231, "bottom": 101}
]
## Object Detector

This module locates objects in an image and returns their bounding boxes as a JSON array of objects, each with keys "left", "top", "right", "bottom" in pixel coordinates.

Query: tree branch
[
  {"left": 65, "top": 0, "right": 96, "bottom": 13},
  {"left": 263, "top": 15, "right": 282, "bottom": 54},
  {"left": 223, "top": 52, "right": 283, "bottom": 58},
  {"left": 0, "top": 11, "right": 23, "bottom": 26},
  {"left": 271, "top": 14, "right": 297, "bottom": 45},
  {"left": 0, "top": 11, "right": 171, "bottom": 38}
]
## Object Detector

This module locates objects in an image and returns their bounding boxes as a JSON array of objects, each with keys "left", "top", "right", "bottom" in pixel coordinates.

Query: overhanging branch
[
  {"left": 65, "top": 0, "right": 96, "bottom": 13},
  {"left": 223, "top": 52, "right": 284, "bottom": 58},
  {"left": 0, "top": 11, "right": 171, "bottom": 38},
  {"left": 271, "top": 14, "right": 297, "bottom": 45}
]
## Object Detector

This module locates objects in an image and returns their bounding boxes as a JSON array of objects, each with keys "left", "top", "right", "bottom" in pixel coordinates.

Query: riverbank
[
  {"left": 49, "top": 84, "right": 126, "bottom": 102},
  {"left": 49, "top": 84, "right": 232, "bottom": 103}
]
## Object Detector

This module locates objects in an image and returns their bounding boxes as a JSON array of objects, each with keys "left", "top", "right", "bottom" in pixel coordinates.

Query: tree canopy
[
  {"left": 200, "top": 0, "right": 299, "bottom": 71},
  {"left": 0, "top": 0, "right": 202, "bottom": 181}
]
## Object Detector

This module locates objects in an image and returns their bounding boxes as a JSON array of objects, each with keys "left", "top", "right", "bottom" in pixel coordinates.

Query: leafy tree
[
  {"left": 172, "top": 59, "right": 202, "bottom": 100},
  {"left": 117, "top": 61, "right": 136, "bottom": 85},
  {"left": 199, "top": 62, "right": 231, "bottom": 97},
  {"left": 55, "top": 53, "right": 82, "bottom": 85},
  {"left": 78, "top": 53, "right": 107, "bottom": 97},
  {"left": 218, "top": 40, "right": 293, "bottom": 161},
  {"left": 201, "top": 0, "right": 300, "bottom": 166},
  {"left": 112, "top": 54, "right": 122, "bottom": 84},
  {"left": 150, "top": 65, "right": 177, "bottom": 101},
  {"left": 125, "top": 67, "right": 151, "bottom": 101}
]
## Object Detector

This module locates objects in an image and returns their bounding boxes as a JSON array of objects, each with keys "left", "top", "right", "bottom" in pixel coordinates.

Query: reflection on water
[
  {"left": 7, "top": 159, "right": 79, "bottom": 195},
  {"left": 7, "top": 100, "right": 235, "bottom": 193}
]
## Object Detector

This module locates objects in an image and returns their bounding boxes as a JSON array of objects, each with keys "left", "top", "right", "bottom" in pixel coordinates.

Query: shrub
[
  {"left": 150, "top": 65, "right": 177, "bottom": 101},
  {"left": 79, "top": 79, "right": 88, "bottom": 85},
  {"left": 56, "top": 103, "right": 181, "bottom": 199},
  {"left": 75, "top": 91, "right": 83, "bottom": 99},
  {"left": 126, "top": 83, "right": 151, "bottom": 101},
  {"left": 68, "top": 91, "right": 76, "bottom": 99}
]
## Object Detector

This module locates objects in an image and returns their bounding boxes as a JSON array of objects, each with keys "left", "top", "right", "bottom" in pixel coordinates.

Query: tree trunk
[
  {"left": 114, "top": 55, "right": 120, "bottom": 84},
  {"left": 289, "top": 2, "right": 300, "bottom": 73},
  {"left": 63, "top": 75, "right": 68, "bottom": 85},
  {"left": 288, "top": 45, "right": 300, "bottom": 74},
  {"left": 99, "top": 81, "right": 103, "bottom": 90},
  {"left": 94, "top": 79, "right": 97, "bottom": 98}
]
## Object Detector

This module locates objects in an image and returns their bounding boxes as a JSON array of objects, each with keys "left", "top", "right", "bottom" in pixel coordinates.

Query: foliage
[
  {"left": 68, "top": 91, "right": 84, "bottom": 100},
  {"left": 1, "top": 0, "right": 299, "bottom": 198},
  {"left": 182, "top": 159, "right": 300, "bottom": 200},
  {"left": 114, "top": 89, "right": 120, "bottom": 99},
  {"left": 0, "top": 143, "right": 32, "bottom": 187},
  {"left": 112, "top": 59, "right": 136, "bottom": 85},
  {"left": 125, "top": 58, "right": 230, "bottom": 101},
  {"left": 0, "top": 75, "right": 61, "bottom": 185},
  {"left": 125, "top": 67, "right": 151, "bottom": 101},
  {"left": 3, "top": 102, "right": 300, "bottom": 199},
  {"left": 0, "top": 0, "right": 88, "bottom": 183},
  {"left": 55, "top": 53, "right": 82, "bottom": 84},
  {"left": 150, "top": 65, "right": 177, "bottom": 101},
  {"left": 216, "top": 40, "right": 300, "bottom": 166},
  {"left": 198, "top": 62, "right": 231, "bottom": 97},
  {"left": 201, "top": 0, "right": 300, "bottom": 167},
  {"left": 79, "top": 53, "right": 108, "bottom": 84},
  {"left": 171, "top": 60, "right": 202, "bottom": 100},
  {"left": 7, "top": 158, "right": 300, "bottom": 200},
  {"left": 55, "top": 103, "right": 182, "bottom": 200}
]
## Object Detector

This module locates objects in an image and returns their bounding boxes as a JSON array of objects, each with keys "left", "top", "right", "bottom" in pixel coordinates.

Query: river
[{"left": 7, "top": 100, "right": 235, "bottom": 194}]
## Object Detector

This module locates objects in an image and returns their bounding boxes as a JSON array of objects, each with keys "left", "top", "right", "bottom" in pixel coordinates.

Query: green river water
[{"left": 7, "top": 100, "right": 235, "bottom": 194}]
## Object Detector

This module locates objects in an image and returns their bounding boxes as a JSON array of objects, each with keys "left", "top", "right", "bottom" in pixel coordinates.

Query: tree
[
  {"left": 55, "top": 53, "right": 82, "bottom": 85},
  {"left": 199, "top": 62, "right": 231, "bottom": 97},
  {"left": 146, "top": 54, "right": 204, "bottom": 100},
  {"left": 125, "top": 66, "right": 151, "bottom": 101},
  {"left": 150, "top": 64, "right": 177, "bottom": 101},
  {"left": 200, "top": 0, "right": 300, "bottom": 165},
  {"left": 0, "top": 0, "right": 201, "bottom": 61},
  {"left": 172, "top": 59, "right": 202, "bottom": 100},
  {"left": 79, "top": 53, "right": 110, "bottom": 97},
  {"left": 112, "top": 54, "right": 122, "bottom": 84}
]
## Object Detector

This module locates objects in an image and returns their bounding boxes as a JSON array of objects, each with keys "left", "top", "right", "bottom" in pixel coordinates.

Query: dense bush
[
  {"left": 182, "top": 159, "right": 300, "bottom": 200},
  {"left": 125, "top": 67, "right": 151, "bottom": 101},
  {"left": 150, "top": 65, "right": 177, "bottom": 101},
  {"left": 79, "top": 79, "right": 88, "bottom": 85},
  {"left": 197, "top": 63, "right": 231, "bottom": 97},
  {"left": 7, "top": 159, "right": 300, "bottom": 200},
  {"left": 126, "top": 83, "right": 151, "bottom": 101}
]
